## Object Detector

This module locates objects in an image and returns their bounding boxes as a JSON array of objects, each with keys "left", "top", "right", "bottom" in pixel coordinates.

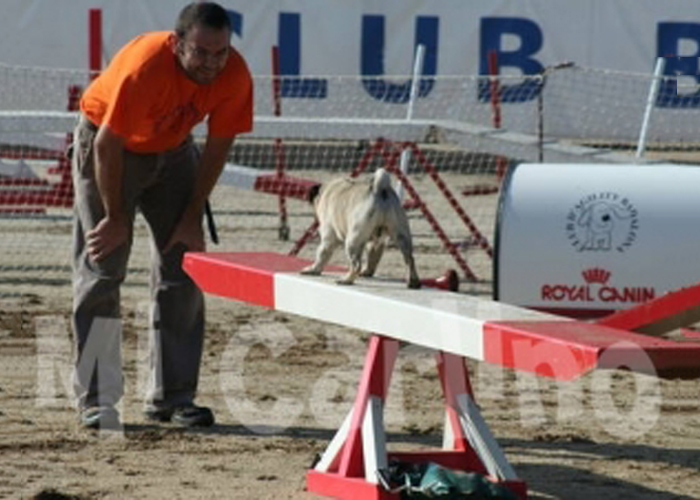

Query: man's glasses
[{"left": 182, "top": 42, "right": 229, "bottom": 63}]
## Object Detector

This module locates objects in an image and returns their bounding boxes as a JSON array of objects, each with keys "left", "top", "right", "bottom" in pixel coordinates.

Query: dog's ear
[{"left": 307, "top": 183, "right": 322, "bottom": 204}]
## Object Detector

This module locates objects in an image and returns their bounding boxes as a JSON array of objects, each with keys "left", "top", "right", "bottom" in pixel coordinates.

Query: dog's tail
[{"left": 372, "top": 168, "right": 393, "bottom": 200}]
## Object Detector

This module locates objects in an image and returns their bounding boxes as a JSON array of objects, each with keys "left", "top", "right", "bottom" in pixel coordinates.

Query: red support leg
[
  {"left": 307, "top": 337, "right": 527, "bottom": 499},
  {"left": 338, "top": 336, "right": 399, "bottom": 478},
  {"left": 436, "top": 352, "right": 477, "bottom": 454},
  {"left": 307, "top": 335, "right": 400, "bottom": 499}
]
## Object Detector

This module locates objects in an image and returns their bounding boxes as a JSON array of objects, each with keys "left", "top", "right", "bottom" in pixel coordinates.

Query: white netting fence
[{"left": 1, "top": 61, "right": 699, "bottom": 296}]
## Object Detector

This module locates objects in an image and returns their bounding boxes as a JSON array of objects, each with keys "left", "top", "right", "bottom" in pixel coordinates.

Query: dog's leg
[
  {"left": 391, "top": 216, "right": 421, "bottom": 289},
  {"left": 338, "top": 236, "right": 364, "bottom": 285},
  {"left": 396, "top": 233, "right": 421, "bottom": 289},
  {"left": 360, "top": 237, "right": 385, "bottom": 277},
  {"left": 301, "top": 231, "right": 340, "bottom": 275}
]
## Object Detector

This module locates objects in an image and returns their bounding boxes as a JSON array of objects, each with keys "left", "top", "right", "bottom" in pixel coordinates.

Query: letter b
[
  {"left": 479, "top": 17, "right": 544, "bottom": 103},
  {"left": 657, "top": 22, "right": 700, "bottom": 108}
]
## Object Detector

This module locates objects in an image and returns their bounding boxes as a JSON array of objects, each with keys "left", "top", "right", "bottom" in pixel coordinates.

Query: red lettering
[
  {"left": 599, "top": 286, "right": 657, "bottom": 303},
  {"left": 551, "top": 286, "right": 566, "bottom": 301},
  {"left": 599, "top": 286, "right": 615, "bottom": 302},
  {"left": 542, "top": 285, "right": 568, "bottom": 301},
  {"left": 544, "top": 281, "right": 656, "bottom": 305},
  {"left": 542, "top": 285, "right": 596, "bottom": 302}
]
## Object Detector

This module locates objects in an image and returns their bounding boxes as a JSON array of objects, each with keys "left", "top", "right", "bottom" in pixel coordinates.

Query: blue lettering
[
  {"left": 278, "top": 13, "right": 328, "bottom": 98},
  {"left": 225, "top": 10, "right": 243, "bottom": 37},
  {"left": 657, "top": 23, "right": 700, "bottom": 108},
  {"left": 479, "top": 18, "right": 543, "bottom": 103},
  {"left": 361, "top": 15, "right": 438, "bottom": 103}
]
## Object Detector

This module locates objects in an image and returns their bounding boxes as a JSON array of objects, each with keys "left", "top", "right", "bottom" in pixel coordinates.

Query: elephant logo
[{"left": 566, "top": 192, "right": 639, "bottom": 253}]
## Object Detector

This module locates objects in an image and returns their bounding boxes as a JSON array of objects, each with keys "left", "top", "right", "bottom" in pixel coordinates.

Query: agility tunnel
[{"left": 494, "top": 163, "right": 700, "bottom": 318}]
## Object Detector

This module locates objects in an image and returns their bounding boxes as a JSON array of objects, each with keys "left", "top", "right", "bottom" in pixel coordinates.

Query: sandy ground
[{"left": 1, "top": 171, "right": 700, "bottom": 499}]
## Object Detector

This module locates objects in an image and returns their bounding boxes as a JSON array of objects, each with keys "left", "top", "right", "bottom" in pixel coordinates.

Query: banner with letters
[{"left": 1, "top": 0, "right": 698, "bottom": 139}]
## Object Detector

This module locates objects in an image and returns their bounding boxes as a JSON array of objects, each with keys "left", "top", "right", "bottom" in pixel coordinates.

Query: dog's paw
[
  {"left": 300, "top": 266, "right": 321, "bottom": 276},
  {"left": 335, "top": 278, "right": 355, "bottom": 286},
  {"left": 407, "top": 278, "right": 422, "bottom": 289}
]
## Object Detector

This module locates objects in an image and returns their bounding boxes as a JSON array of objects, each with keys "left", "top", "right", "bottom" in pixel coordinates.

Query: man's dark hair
[{"left": 175, "top": 2, "right": 231, "bottom": 38}]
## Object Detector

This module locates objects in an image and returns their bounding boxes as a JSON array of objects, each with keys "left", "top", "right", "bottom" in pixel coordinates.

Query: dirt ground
[{"left": 1, "top": 171, "right": 699, "bottom": 500}]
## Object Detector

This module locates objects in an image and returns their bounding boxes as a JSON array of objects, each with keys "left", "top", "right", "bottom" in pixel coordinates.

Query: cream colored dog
[{"left": 301, "top": 168, "right": 421, "bottom": 288}]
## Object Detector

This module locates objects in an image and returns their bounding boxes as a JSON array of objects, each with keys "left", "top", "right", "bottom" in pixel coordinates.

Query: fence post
[
  {"left": 89, "top": 9, "right": 102, "bottom": 80},
  {"left": 636, "top": 57, "right": 666, "bottom": 160},
  {"left": 397, "top": 44, "right": 426, "bottom": 201}
]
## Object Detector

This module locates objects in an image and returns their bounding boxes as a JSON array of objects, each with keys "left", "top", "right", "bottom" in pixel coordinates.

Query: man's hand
[
  {"left": 164, "top": 213, "right": 205, "bottom": 253},
  {"left": 162, "top": 135, "right": 234, "bottom": 254},
  {"left": 87, "top": 215, "right": 129, "bottom": 261}
]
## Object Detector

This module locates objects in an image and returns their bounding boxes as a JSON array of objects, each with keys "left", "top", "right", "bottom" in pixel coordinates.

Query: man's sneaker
[
  {"left": 172, "top": 405, "right": 215, "bottom": 427},
  {"left": 145, "top": 404, "right": 214, "bottom": 428},
  {"left": 80, "top": 406, "right": 121, "bottom": 430},
  {"left": 144, "top": 406, "right": 172, "bottom": 423}
]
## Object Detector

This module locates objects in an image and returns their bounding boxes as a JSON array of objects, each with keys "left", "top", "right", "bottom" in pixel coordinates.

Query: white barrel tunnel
[{"left": 494, "top": 163, "right": 700, "bottom": 318}]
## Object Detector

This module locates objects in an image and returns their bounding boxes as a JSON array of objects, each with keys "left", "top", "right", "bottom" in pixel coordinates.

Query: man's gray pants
[{"left": 71, "top": 117, "right": 205, "bottom": 413}]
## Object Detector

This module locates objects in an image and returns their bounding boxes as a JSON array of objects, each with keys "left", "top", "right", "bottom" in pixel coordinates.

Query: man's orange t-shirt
[{"left": 81, "top": 31, "right": 253, "bottom": 153}]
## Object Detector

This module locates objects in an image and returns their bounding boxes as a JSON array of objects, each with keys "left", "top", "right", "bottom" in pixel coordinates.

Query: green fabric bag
[{"left": 381, "top": 461, "right": 518, "bottom": 500}]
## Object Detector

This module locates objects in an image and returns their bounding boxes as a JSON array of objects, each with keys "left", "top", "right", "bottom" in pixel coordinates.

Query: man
[{"left": 72, "top": 2, "right": 253, "bottom": 429}]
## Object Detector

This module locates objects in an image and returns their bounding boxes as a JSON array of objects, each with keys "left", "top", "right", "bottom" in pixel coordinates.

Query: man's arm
[
  {"left": 164, "top": 135, "right": 234, "bottom": 252},
  {"left": 86, "top": 125, "right": 129, "bottom": 261}
]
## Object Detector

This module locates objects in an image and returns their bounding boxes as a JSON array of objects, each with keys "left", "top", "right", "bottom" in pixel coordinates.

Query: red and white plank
[{"left": 183, "top": 252, "right": 700, "bottom": 381}]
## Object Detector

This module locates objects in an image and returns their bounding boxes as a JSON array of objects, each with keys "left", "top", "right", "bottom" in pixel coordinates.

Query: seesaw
[{"left": 183, "top": 251, "right": 700, "bottom": 499}]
